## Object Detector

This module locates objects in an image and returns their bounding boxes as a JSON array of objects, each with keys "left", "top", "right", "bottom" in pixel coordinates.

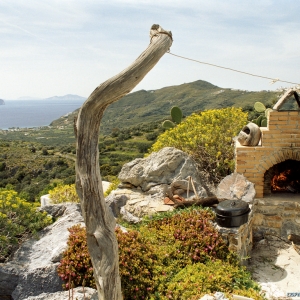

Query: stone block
[{"left": 281, "top": 220, "right": 300, "bottom": 238}]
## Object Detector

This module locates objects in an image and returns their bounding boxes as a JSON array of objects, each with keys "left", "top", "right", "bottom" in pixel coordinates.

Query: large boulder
[
  {"left": 107, "top": 147, "right": 208, "bottom": 218},
  {"left": 118, "top": 147, "right": 207, "bottom": 194},
  {"left": 0, "top": 203, "right": 84, "bottom": 300}
]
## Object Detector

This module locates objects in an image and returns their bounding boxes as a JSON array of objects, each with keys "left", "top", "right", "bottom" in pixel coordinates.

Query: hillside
[{"left": 50, "top": 79, "right": 280, "bottom": 133}]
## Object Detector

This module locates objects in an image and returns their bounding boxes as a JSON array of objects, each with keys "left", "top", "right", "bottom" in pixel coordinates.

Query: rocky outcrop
[
  {"left": 0, "top": 203, "right": 84, "bottom": 300},
  {"left": 107, "top": 147, "right": 208, "bottom": 218}
]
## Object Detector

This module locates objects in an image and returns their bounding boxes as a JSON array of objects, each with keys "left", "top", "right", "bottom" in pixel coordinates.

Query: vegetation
[
  {"left": 57, "top": 207, "right": 263, "bottom": 299},
  {"left": 57, "top": 224, "right": 95, "bottom": 290},
  {"left": 48, "top": 80, "right": 280, "bottom": 134},
  {"left": 0, "top": 121, "right": 163, "bottom": 201},
  {"left": 0, "top": 81, "right": 278, "bottom": 298},
  {"left": 0, "top": 140, "right": 76, "bottom": 201},
  {"left": 49, "top": 184, "right": 79, "bottom": 204},
  {"left": 150, "top": 107, "right": 248, "bottom": 183},
  {"left": 0, "top": 189, "right": 53, "bottom": 262},
  {"left": 251, "top": 102, "right": 272, "bottom": 127},
  {"left": 162, "top": 106, "right": 183, "bottom": 129}
]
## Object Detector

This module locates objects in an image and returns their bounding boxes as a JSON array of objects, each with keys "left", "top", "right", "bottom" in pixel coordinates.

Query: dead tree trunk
[{"left": 75, "top": 24, "right": 172, "bottom": 300}]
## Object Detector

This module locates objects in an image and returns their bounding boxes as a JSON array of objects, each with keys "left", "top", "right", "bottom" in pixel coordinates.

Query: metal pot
[{"left": 215, "top": 200, "right": 250, "bottom": 227}]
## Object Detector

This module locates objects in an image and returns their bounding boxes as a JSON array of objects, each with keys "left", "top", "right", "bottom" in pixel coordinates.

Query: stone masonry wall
[
  {"left": 252, "top": 198, "right": 300, "bottom": 240},
  {"left": 235, "top": 110, "right": 300, "bottom": 198}
]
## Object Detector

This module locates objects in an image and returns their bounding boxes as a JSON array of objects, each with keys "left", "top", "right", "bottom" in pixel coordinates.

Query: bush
[
  {"left": 48, "top": 184, "right": 79, "bottom": 204},
  {"left": 57, "top": 207, "right": 262, "bottom": 299},
  {"left": 116, "top": 227, "right": 158, "bottom": 299},
  {"left": 164, "top": 260, "right": 262, "bottom": 300},
  {"left": 0, "top": 189, "right": 53, "bottom": 261},
  {"left": 57, "top": 224, "right": 95, "bottom": 289},
  {"left": 149, "top": 108, "right": 248, "bottom": 182}
]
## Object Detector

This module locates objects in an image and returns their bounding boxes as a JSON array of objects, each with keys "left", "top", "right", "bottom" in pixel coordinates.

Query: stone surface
[
  {"left": 0, "top": 203, "right": 84, "bottom": 300},
  {"left": 109, "top": 147, "right": 208, "bottom": 218},
  {"left": 0, "top": 264, "right": 20, "bottom": 297},
  {"left": 24, "top": 287, "right": 98, "bottom": 300},
  {"left": 252, "top": 196, "right": 300, "bottom": 240},
  {"left": 118, "top": 147, "right": 208, "bottom": 197},
  {"left": 216, "top": 173, "right": 255, "bottom": 203}
]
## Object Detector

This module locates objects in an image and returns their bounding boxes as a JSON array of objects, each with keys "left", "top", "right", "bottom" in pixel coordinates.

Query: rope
[{"left": 167, "top": 51, "right": 300, "bottom": 86}]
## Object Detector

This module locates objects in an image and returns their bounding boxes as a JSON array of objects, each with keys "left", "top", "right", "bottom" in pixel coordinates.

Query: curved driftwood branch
[{"left": 75, "top": 24, "right": 172, "bottom": 300}]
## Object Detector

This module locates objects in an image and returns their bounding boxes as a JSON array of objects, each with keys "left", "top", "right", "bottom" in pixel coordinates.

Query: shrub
[
  {"left": 116, "top": 227, "right": 158, "bottom": 299},
  {"left": 164, "top": 260, "right": 262, "bottom": 300},
  {"left": 49, "top": 184, "right": 79, "bottom": 204},
  {"left": 149, "top": 108, "right": 248, "bottom": 182},
  {"left": 58, "top": 225, "right": 158, "bottom": 299},
  {"left": 57, "top": 207, "right": 261, "bottom": 299},
  {"left": 57, "top": 224, "right": 95, "bottom": 289},
  {"left": 0, "top": 189, "right": 53, "bottom": 261},
  {"left": 104, "top": 177, "right": 120, "bottom": 197}
]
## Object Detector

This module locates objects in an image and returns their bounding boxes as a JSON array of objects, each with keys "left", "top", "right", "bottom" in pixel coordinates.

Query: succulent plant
[
  {"left": 162, "top": 106, "right": 183, "bottom": 129},
  {"left": 252, "top": 102, "right": 272, "bottom": 127}
]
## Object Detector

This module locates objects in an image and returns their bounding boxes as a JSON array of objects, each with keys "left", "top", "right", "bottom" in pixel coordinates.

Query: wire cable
[{"left": 167, "top": 51, "right": 299, "bottom": 86}]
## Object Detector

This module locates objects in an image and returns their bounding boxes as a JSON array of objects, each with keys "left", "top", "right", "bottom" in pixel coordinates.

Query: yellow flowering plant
[
  {"left": 0, "top": 189, "right": 52, "bottom": 262},
  {"left": 49, "top": 184, "right": 79, "bottom": 204},
  {"left": 150, "top": 107, "right": 248, "bottom": 182}
]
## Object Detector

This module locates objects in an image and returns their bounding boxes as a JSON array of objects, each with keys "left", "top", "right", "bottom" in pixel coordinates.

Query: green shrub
[
  {"left": 164, "top": 260, "right": 262, "bottom": 300},
  {"left": 0, "top": 189, "right": 53, "bottom": 261},
  {"left": 116, "top": 227, "right": 158, "bottom": 299},
  {"left": 104, "top": 177, "right": 120, "bottom": 197},
  {"left": 48, "top": 184, "right": 79, "bottom": 204},
  {"left": 138, "top": 207, "right": 237, "bottom": 295},
  {"left": 150, "top": 108, "right": 248, "bottom": 182}
]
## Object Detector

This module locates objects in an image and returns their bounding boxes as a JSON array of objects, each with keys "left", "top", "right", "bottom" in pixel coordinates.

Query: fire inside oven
[{"left": 271, "top": 160, "right": 300, "bottom": 193}]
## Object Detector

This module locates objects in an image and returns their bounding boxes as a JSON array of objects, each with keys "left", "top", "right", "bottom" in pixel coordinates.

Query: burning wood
[{"left": 271, "top": 169, "right": 300, "bottom": 193}]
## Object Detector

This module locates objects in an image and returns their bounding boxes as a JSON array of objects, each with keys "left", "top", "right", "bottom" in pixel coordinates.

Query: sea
[{"left": 0, "top": 99, "right": 86, "bottom": 130}]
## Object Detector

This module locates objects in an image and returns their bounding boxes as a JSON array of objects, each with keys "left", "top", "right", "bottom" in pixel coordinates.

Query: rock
[
  {"left": 118, "top": 147, "right": 207, "bottom": 196},
  {"left": 40, "top": 194, "right": 51, "bottom": 207},
  {"left": 105, "top": 192, "right": 129, "bottom": 217},
  {"left": 120, "top": 207, "right": 141, "bottom": 224},
  {"left": 23, "top": 287, "right": 98, "bottom": 300},
  {"left": 0, "top": 264, "right": 20, "bottom": 298},
  {"left": 216, "top": 173, "right": 256, "bottom": 203},
  {"left": 111, "top": 147, "right": 208, "bottom": 218},
  {"left": 38, "top": 203, "right": 67, "bottom": 218},
  {"left": 0, "top": 203, "right": 85, "bottom": 300}
]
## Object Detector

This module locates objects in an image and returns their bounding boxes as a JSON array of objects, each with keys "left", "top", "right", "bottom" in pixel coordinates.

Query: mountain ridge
[{"left": 49, "top": 79, "right": 280, "bottom": 133}]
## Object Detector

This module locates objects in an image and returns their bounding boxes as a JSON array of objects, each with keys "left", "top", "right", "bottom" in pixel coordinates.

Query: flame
[{"left": 271, "top": 170, "right": 292, "bottom": 192}]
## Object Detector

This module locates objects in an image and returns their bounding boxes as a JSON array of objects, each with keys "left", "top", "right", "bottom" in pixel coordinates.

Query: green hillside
[
  {"left": 0, "top": 79, "right": 282, "bottom": 200},
  {"left": 50, "top": 79, "right": 280, "bottom": 133}
]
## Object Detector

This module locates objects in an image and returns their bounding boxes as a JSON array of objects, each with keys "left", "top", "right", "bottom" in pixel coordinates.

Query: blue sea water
[{"left": 0, "top": 99, "right": 86, "bottom": 130}]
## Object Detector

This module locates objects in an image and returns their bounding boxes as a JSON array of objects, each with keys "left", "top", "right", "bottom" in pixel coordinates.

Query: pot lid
[{"left": 215, "top": 200, "right": 249, "bottom": 217}]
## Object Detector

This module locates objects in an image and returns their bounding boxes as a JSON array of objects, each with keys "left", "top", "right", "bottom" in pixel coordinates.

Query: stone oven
[{"left": 234, "top": 89, "right": 300, "bottom": 240}]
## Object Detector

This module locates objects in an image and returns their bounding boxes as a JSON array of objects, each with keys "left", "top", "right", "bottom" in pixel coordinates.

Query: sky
[{"left": 1, "top": 0, "right": 300, "bottom": 100}]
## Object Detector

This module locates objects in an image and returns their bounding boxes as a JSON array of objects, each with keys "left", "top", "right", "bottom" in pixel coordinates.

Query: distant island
[
  {"left": 43, "top": 94, "right": 86, "bottom": 101},
  {"left": 0, "top": 99, "right": 5, "bottom": 105}
]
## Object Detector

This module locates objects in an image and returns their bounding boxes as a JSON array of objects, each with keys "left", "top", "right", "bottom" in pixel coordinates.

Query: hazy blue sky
[{"left": 1, "top": 0, "right": 300, "bottom": 99}]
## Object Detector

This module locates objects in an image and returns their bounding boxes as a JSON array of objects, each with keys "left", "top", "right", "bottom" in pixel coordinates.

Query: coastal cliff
[{"left": 0, "top": 99, "right": 5, "bottom": 105}]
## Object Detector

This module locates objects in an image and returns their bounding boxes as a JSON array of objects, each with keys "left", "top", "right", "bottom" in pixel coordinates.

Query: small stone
[{"left": 164, "top": 197, "right": 174, "bottom": 205}]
